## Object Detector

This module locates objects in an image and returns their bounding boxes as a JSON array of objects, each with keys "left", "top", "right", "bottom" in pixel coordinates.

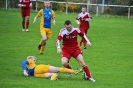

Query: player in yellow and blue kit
[
  {"left": 33, "top": 0, "right": 56, "bottom": 54},
  {"left": 21, "top": 56, "right": 81, "bottom": 80}
]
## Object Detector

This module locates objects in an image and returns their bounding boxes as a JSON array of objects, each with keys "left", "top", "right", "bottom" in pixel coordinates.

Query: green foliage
[{"left": 0, "top": 9, "right": 133, "bottom": 88}]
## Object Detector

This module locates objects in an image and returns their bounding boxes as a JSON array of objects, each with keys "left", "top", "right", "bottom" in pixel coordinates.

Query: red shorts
[
  {"left": 21, "top": 8, "right": 30, "bottom": 17},
  {"left": 62, "top": 46, "right": 82, "bottom": 60},
  {"left": 80, "top": 27, "right": 89, "bottom": 34}
]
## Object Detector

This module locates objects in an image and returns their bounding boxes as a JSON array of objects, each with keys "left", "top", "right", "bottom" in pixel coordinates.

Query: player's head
[
  {"left": 44, "top": 0, "right": 50, "bottom": 9},
  {"left": 27, "top": 56, "right": 36, "bottom": 63},
  {"left": 82, "top": 6, "right": 86, "bottom": 14},
  {"left": 64, "top": 20, "right": 72, "bottom": 32}
]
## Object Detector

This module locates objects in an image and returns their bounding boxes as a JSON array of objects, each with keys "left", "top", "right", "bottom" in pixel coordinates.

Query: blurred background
[{"left": 0, "top": 0, "right": 133, "bottom": 18}]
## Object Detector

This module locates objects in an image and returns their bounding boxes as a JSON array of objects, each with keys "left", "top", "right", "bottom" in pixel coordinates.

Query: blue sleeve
[{"left": 21, "top": 60, "right": 29, "bottom": 70}]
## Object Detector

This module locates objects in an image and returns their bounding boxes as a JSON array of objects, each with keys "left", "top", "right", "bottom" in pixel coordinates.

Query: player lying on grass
[{"left": 21, "top": 56, "right": 80, "bottom": 80}]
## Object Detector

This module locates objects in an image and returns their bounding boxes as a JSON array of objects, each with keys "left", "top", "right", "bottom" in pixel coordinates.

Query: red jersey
[
  {"left": 76, "top": 12, "right": 92, "bottom": 29},
  {"left": 18, "top": 0, "right": 31, "bottom": 9},
  {"left": 56, "top": 27, "right": 81, "bottom": 48}
]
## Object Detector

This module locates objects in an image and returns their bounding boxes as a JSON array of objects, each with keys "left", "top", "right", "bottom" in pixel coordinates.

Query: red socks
[
  {"left": 83, "top": 65, "right": 92, "bottom": 78},
  {"left": 26, "top": 20, "right": 29, "bottom": 29},
  {"left": 22, "top": 20, "right": 29, "bottom": 29},
  {"left": 65, "top": 65, "right": 72, "bottom": 69},
  {"left": 22, "top": 20, "right": 25, "bottom": 29}
]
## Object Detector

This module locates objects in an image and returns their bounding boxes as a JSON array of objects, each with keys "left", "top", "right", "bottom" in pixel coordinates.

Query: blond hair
[{"left": 27, "top": 56, "right": 36, "bottom": 60}]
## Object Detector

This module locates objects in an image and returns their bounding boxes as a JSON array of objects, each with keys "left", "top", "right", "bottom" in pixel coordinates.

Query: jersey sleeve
[
  {"left": 38, "top": 9, "right": 43, "bottom": 17},
  {"left": 88, "top": 13, "right": 92, "bottom": 19},
  {"left": 52, "top": 10, "right": 56, "bottom": 18},
  {"left": 21, "top": 59, "right": 35, "bottom": 70},
  {"left": 21, "top": 60, "right": 29, "bottom": 70},
  {"left": 56, "top": 29, "right": 64, "bottom": 48},
  {"left": 76, "top": 14, "right": 80, "bottom": 24},
  {"left": 18, "top": 0, "right": 22, "bottom": 7}
]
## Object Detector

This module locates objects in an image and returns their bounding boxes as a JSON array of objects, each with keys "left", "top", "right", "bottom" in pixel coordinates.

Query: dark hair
[
  {"left": 82, "top": 6, "right": 86, "bottom": 8},
  {"left": 64, "top": 20, "right": 72, "bottom": 25}
]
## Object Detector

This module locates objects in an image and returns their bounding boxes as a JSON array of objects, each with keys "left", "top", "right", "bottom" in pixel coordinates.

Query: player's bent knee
[{"left": 62, "top": 63, "right": 68, "bottom": 67}]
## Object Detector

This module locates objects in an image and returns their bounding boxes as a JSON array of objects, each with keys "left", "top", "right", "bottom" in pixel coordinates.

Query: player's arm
[
  {"left": 83, "top": 34, "right": 91, "bottom": 47},
  {"left": 77, "top": 28, "right": 91, "bottom": 47},
  {"left": 18, "top": 0, "right": 26, "bottom": 7},
  {"left": 85, "top": 13, "right": 92, "bottom": 22},
  {"left": 33, "top": 9, "right": 42, "bottom": 24},
  {"left": 52, "top": 18, "right": 56, "bottom": 25},
  {"left": 29, "top": 0, "right": 32, "bottom": 7},
  {"left": 76, "top": 14, "right": 80, "bottom": 25},
  {"left": 21, "top": 60, "right": 29, "bottom": 76},
  {"left": 56, "top": 35, "right": 62, "bottom": 53},
  {"left": 33, "top": 15, "right": 39, "bottom": 24},
  {"left": 52, "top": 10, "right": 56, "bottom": 25}
]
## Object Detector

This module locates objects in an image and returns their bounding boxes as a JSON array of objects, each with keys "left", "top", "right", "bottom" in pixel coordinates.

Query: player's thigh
[
  {"left": 76, "top": 54, "right": 86, "bottom": 66},
  {"left": 49, "top": 66, "right": 60, "bottom": 73},
  {"left": 61, "top": 57, "right": 69, "bottom": 65},
  {"left": 72, "top": 47, "right": 83, "bottom": 59},
  {"left": 41, "top": 34, "right": 47, "bottom": 40},
  {"left": 40, "top": 28, "right": 47, "bottom": 40},
  {"left": 80, "top": 28, "right": 85, "bottom": 34},
  {"left": 26, "top": 8, "right": 30, "bottom": 17},
  {"left": 21, "top": 9, "right": 26, "bottom": 17},
  {"left": 25, "top": 16, "right": 30, "bottom": 21},
  {"left": 46, "top": 29, "right": 52, "bottom": 38},
  {"left": 62, "top": 47, "right": 71, "bottom": 59},
  {"left": 34, "top": 64, "right": 50, "bottom": 77},
  {"left": 34, "top": 73, "right": 47, "bottom": 78}
]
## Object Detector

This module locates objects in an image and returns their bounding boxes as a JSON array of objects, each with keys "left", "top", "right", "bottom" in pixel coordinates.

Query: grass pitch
[{"left": 0, "top": 9, "right": 133, "bottom": 88}]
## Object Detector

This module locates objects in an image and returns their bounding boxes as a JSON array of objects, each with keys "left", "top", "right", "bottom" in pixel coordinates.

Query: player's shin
[
  {"left": 59, "top": 68, "right": 75, "bottom": 73},
  {"left": 22, "top": 20, "right": 25, "bottom": 29},
  {"left": 40, "top": 46, "right": 45, "bottom": 54},
  {"left": 82, "top": 65, "right": 92, "bottom": 78},
  {"left": 40, "top": 41, "right": 47, "bottom": 54},
  {"left": 26, "top": 20, "right": 29, "bottom": 29}
]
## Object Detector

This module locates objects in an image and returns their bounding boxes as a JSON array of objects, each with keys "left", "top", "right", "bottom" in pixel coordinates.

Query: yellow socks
[
  {"left": 50, "top": 74, "right": 58, "bottom": 80},
  {"left": 40, "top": 46, "right": 45, "bottom": 54},
  {"left": 60, "top": 68, "right": 75, "bottom": 73}
]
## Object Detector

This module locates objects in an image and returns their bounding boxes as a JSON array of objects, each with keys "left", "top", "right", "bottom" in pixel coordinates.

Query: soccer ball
[{"left": 82, "top": 72, "right": 89, "bottom": 80}]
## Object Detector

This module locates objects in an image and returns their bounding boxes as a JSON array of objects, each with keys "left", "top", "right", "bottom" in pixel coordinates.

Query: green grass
[{"left": 0, "top": 9, "right": 133, "bottom": 88}]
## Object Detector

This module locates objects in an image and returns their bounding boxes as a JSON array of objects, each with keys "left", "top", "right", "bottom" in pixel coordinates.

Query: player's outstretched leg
[
  {"left": 83, "top": 38, "right": 87, "bottom": 49},
  {"left": 83, "top": 65, "right": 95, "bottom": 82},
  {"left": 80, "top": 38, "right": 83, "bottom": 47}
]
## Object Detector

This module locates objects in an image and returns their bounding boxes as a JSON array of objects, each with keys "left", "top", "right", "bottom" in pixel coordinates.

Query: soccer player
[
  {"left": 18, "top": 0, "right": 32, "bottom": 32},
  {"left": 33, "top": 0, "right": 56, "bottom": 54},
  {"left": 56, "top": 20, "right": 95, "bottom": 82},
  {"left": 76, "top": 6, "right": 92, "bottom": 49},
  {"left": 22, "top": 56, "right": 80, "bottom": 80}
]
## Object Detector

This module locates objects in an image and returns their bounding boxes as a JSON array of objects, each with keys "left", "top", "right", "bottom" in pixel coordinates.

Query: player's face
[
  {"left": 44, "top": 1, "right": 50, "bottom": 9},
  {"left": 82, "top": 8, "right": 86, "bottom": 14},
  {"left": 32, "top": 58, "right": 36, "bottom": 64},
  {"left": 65, "top": 24, "right": 72, "bottom": 32}
]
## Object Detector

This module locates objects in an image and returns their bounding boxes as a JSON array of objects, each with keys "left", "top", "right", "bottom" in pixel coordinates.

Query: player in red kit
[
  {"left": 56, "top": 20, "right": 95, "bottom": 82},
  {"left": 18, "top": 0, "right": 32, "bottom": 32},
  {"left": 76, "top": 6, "right": 92, "bottom": 49}
]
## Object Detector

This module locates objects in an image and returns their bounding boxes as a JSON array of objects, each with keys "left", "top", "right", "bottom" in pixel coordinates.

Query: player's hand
[
  {"left": 22, "top": 4, "right": 26, "bottom": 7},
  {"left": 52, "top": 20, "right": 56, "bottom": 25},
  {"left": 33, "top": 18, "right": 37, "bottom": 24},
  {"left": 33, "top": 20, "right": 35, "bottom": 24},
  {"left": 57, "top": 48, "right": 62, "bottom": 53},
  {"left": 87, "top": 42, "right": 92, "bottom": 47},
  {"left": 77, "top": 22, "right": 80, "bottom": 25},
  {"left": 23, "top": 70, "right": 28, "bottom": 76},
  {"left": 52, "top": 22, "right": 56, "bottom": 25},
  {"left": 85, "top": 18, "right": 92, "bottom": 21}
]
